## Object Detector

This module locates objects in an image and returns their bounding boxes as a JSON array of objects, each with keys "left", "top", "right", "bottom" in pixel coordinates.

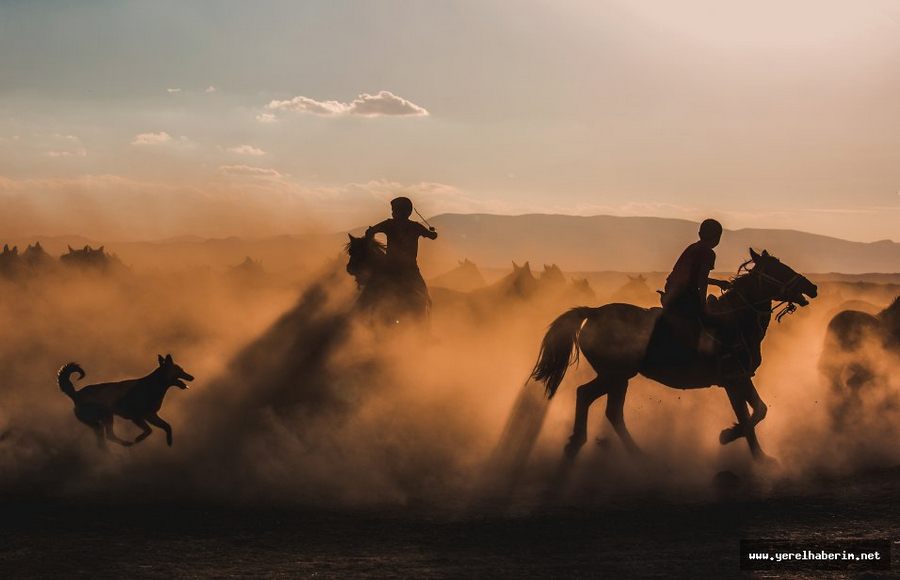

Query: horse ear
[
  {"left": 165, "top": 354, "right": 173, "bottom": 363},
  {"left": 749, "top": 248, "right": 760, "bottom": 261},
  {"left": 68, "top": 245, "right": 73, "bottom": 252},
  {"left": 761, "top": 249, "right": 769, "bottom": 257},
  {"left": 512, "top": 261, "right": 519, "bottom": 270},
  {"left": 348, "top": 233, "right": 353, "bottom": 241},
  {"left": 158, "top": 354, "right": 165, "bottom": 365}
]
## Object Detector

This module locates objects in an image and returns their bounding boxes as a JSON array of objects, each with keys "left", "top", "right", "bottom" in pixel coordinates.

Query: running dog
[{"left": 58, "top": 354, "right": 193, "bottom": 448}]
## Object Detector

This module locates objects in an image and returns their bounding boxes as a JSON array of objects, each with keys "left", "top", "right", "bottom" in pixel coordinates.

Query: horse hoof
[
  {"left": 754, "top": 453, "right": 780, "bottom": 469},
  {"left": 719, "top": 425, "right": 740, "bottom": 445}
]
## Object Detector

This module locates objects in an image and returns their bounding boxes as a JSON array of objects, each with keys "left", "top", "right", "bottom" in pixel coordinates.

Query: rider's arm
[
  {"left": 708, "top": 278, "right": 732, "bottom": 290},
  {"left": 365, "top": 219, "right": 390, "bottom": 238},
  {"left": 417, "top": 222, "right": 438, "bottom": 240}
]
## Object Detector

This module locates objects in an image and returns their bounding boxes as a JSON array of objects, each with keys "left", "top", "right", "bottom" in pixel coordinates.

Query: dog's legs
[
  {"left": 92, "top": 424, "right": 107, "bottom": 449},
  {"left": 103, "top": 418, "right": 132, "bottom": 447},
  {"left": 146, "top": 414, "right": 173, "bottom": 447},
  {"left": 131, "top": 419, "right": 153, "bottom": 445}
]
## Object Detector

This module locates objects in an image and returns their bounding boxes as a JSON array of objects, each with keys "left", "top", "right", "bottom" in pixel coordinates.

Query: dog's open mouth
[{"left": 176, "top": 374, "right": 194, "bottom": 389}]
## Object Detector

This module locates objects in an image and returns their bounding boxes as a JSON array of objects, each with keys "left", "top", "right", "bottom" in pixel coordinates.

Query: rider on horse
[
  {"left": 652, "top": 219, "right": 735, "bottom": 366},
  {"left": 662, "top": 219, "right": 732, "bottom": 319},
  {"left": 365, "top": 197, "right": 438, "bottom": 310}
]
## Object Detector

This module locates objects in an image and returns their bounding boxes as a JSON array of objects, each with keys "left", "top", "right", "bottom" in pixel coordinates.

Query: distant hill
[
  {"left": 422, "top": 214, "right": 900, "bottom": 274},
  {"left": 5, "top": 213, "right": 897, "bottom": 275}
]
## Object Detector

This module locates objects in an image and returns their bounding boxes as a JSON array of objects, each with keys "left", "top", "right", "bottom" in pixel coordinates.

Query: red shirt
[{"left": 665, "top": 241, "right": 716, "bottom": 299}]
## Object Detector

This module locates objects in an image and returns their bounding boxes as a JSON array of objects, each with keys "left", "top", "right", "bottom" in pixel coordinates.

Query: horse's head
[
  {"left": 746, "top": 248, "right": 818, "bottom": 307},
  {"left": 157, "top": 353, "right": 194, "bottom": 390},
  {"left": 345, "top": 234, "right": 385, "bottom": 286}
]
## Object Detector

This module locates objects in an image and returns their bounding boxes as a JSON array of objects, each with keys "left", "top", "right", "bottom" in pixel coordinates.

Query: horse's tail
[
  {"left": 58, "top": 362, "right": 85, "bottom": 401},
  {"left": 531, "top": 307, "right": 594, "bottom": 399}
]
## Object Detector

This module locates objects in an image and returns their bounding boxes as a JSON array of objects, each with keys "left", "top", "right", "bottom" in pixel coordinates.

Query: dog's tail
[{"left": 58, "top": 362, "right": 85, "bottom": 401}]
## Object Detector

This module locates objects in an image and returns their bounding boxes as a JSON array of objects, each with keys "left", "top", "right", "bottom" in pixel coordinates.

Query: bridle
[{"left": 732, "top": 257, "right": 803, "bottom": 323}]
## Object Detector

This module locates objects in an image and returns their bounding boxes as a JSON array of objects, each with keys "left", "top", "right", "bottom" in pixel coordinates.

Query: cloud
[
  {"left": 266, "top": 90, "right": 429, "bottom": 118},
  {"left": 256, "top": 113, "right": 277, "bottom": 124},
  {"left": 227, "top": 145, "right": 266, "bottom": 156},
  {"left": 205, "top": 85, "right": 216, "bottom": 93},
  {"left": 218, "top": 164, "right": 282, "bottom": 178},
  {"left": 167, "top": 88, "right": 182, "bottom": 94},
  {"left": 131, "top": 131, "right": 172, "bottom": 146}
]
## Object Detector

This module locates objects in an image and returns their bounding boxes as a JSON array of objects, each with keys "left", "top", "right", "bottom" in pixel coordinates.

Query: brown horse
[{"left": 530, "top": 249, "right": 817, "bottom": 461}]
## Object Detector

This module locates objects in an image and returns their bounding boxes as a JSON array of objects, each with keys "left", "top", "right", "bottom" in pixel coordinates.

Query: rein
[{"left": 723, "top": 259, "right": 800, "bottom": 323}]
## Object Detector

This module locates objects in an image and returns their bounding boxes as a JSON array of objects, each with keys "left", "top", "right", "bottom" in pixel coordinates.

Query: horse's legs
[
  {"left": 719, "top": 379, "right": 767, "bottom": 444},
  {"left": 605, "top": 378, "right": 641, "bottom": 455},
  {"left": 724, "top": 385, "right": 764, "bottom": 459},
  {"left": 146, "top": 413, "right": 173, "bottom": 447},
  {"left": 565, "top": 377, "right": 608, "bottom": 458},
  {"left": 131, "top": 418, "right": 153, "bottom": 445}
]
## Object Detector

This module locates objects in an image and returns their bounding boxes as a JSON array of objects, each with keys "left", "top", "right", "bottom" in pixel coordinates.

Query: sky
[{"left": 0, "top": 0, "right": 898, "bottom": 241}]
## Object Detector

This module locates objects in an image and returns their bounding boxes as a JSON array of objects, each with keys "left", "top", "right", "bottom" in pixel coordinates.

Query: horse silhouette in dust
[
  {"left": 820, "top": 295, "right": 900, "bottom": 427},
  {"left": 530, "top": 249, "right": 817, "bottom": 461},
  {"left": 58, "top": 354, "right": 193, "bottom": 448},
  {"left": 345, "top": 234, "right": 430, "bottom": 326}
]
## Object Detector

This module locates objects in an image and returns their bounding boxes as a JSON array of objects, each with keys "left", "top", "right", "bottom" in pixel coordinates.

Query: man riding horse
[
  {"left": 363, "top": 196, "right": 438, "bottom": 317},
  {"left": 649, "top": 219, "right": 759, "bottom": 377}
]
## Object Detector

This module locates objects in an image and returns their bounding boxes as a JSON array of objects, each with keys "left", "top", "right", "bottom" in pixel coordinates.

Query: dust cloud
[{"left": 0, "top": 239, "right": 897, "bottom": 509}]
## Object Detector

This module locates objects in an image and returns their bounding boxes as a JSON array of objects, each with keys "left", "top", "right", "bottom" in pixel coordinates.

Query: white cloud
[
  {"left": 256, "top": 113, "right": 277, "bottom": 124},
  {"left": 131, "top": 131, "right": 172, "bottom": 145},
  {"left": 167, "top": 88, "right": 182, "bottom": 94},
  {"left": 227, "top": 145, "right": 266, "bottom": 156},
  {"left": 266, "top": 90, "right": 429, "bottom": 118},
  {"left": 205, "top": 85, "right": 216, "bottom": 93},
  {"left": 218, "top": 164, "right": 282, "bottom": 178}
]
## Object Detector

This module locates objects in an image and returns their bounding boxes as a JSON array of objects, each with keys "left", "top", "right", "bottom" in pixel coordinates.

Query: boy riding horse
[{"left": 365, "top": 197, "right": 438, "bottom": 314}]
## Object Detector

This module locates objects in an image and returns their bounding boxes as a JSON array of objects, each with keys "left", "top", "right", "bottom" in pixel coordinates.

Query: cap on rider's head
[
  {"left": 391, "top": 196, "right": 413, "bottom": 219},
  {"left": 699, "top": 218, "right": 723, "bottom": 244}
]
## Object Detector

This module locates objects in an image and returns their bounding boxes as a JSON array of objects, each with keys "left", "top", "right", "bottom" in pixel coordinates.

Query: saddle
[{"left": 647, "top": 293, "right": 758, "bottom": 379}]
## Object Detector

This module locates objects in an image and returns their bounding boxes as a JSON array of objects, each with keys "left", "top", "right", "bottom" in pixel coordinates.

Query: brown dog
[{"left": 58, "top": 354, "right": 193, "bottom": 448}]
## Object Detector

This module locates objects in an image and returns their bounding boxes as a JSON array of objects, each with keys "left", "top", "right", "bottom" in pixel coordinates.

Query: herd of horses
[
  {"left": 35, "top": 233, "right": 900, "bottom": 464},
  {"left": 0, "top": 243, "right": 122, "bottom": 277},
  {"left": 346, "top": 234, "right": 899, "bottom": 464}
]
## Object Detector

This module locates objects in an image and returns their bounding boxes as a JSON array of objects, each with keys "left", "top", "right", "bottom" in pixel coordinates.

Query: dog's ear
[{"left": 158, "top": 354, "right": 165, "bottom": 366}]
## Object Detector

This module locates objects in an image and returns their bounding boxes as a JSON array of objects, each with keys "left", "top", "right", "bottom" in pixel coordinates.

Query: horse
[
  {"left": 819, "top": 295, "right": 900, "bottom": 427},
  {"left": 344, "top": 234, "right": 430, "bottom": 326},
  {"left": 529, "top": 248, "right": 818, "bottom": 461}
]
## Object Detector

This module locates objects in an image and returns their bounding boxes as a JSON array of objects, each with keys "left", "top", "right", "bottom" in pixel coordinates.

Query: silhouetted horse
[
  {"left": 58, "top": 354, "right": 193, "bottom": 448},
  {"left": 820, "top": 296, "right": 900, "bottom": 426},
  {"left": 0, "top": 244, "right": 22, "bottom": 278},
  {"left": 531, "top": 249, "right": 817, "bottom": 461},
  {"left": 345, "top": 234, "right": 430, "bottom": 325},
  {"left": 60, "top": 244, "right": 122, "bottom": 271},
  {"left": 430, "top": 258, "right": 486, "bottom": 292}
]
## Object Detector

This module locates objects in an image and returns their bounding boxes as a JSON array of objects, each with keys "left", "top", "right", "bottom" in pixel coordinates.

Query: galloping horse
[
  {"left": 530, "top": 249, "right": 818, "bottom": 461},
  {"left": 345, "top": 234, "right": 430, "bottom": 326},
  {"left": 819, "top": 295, "right": 900, "bottom": 427}
]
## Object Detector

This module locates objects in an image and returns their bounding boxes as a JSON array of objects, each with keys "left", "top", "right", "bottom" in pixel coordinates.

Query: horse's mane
[
  {"left": 879, "top": 295, "right": 900, "bottom": 327},
  {"left": 344, "top": 237, "right": 386, "bottom": 254}
]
